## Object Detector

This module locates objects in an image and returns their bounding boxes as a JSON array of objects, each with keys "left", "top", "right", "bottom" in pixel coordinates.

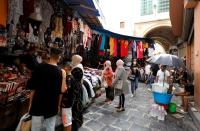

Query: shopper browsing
[{"left": 27, "top": 48, "right": 67, "bottom": 131}]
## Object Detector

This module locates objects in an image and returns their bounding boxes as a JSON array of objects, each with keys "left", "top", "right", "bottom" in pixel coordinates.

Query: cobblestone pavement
[{"left": 79, "top": 83, "right": 197, "bottom": 131}]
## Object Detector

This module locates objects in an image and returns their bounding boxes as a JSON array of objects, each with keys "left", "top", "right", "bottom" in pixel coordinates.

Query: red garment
[
  {"left": 102, "top": 68, "right": 114, "bottom": 87},
  {"left": 137, "top": 41, "right": 144, "bottom": 59},
  {"left": 98, "top": 36, "right": 104, "bottom": 56},
  {"left": 0, "top": 0, "right": 7, "bottom": 27},
  {"left": 23, "top": 0, "right": 34, "bottom": 18},
  {"left": 113, "top": 38, "right": 117, "bottom": 57},
  {"left": 120, "top": 40, "right": 129, "bottom": 57},
  {"left": 124, "top": 40, "right": 129, "bottom": 57},
  {"left": 66, "top": 17, "right": 72, "bottom": 35}
]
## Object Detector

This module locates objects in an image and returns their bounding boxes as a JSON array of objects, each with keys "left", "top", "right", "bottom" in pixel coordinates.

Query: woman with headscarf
[
  {"left": 71, "top": 54, "right": 84, "bottom": 71},
  {"left": 102, "top": 60, "right": 114, "bottom": 104},
  {"left": 113, "top": 59, "right": 128, "bottom": 112},
  {"left": 71, "top": 67, "right": 84, "bottom": 131}
]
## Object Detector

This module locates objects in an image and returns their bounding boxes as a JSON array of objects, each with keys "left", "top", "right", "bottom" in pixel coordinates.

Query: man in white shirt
[
  {"left": 156, "top": 65, "right": 170, "bottom": 85},
  {"left": 145, "top": 64, "right": 151, "bottom": 80}
]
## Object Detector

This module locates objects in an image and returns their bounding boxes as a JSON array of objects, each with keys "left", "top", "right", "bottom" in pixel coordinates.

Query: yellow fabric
[
  {"left": 109, "top": 37, "right": 114, "bottom": 55},
  {"left": 0, "top": 0, "right": 8, "bottom": 27},
  {"left": 143, "top": 42, "right": 149, "bottom": 49}
]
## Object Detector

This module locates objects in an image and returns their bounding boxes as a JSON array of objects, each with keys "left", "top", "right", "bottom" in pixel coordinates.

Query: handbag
[
  {"left": 114, "top": 80, "right": 123, "bottom": 90},
  {"left": 128, "top": 75, "right": 135, "bottom": 80},
  {"left": 101, "top": 80, "right": 108, "bottom": 88}
]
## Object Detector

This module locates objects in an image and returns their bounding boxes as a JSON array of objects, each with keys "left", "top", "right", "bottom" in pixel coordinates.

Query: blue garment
[
  {"left": 130, "top": 77, "right": 138, "bottom": 94},
  {"left": 100, "top": 35, "right": 106, "bottom": 51}
]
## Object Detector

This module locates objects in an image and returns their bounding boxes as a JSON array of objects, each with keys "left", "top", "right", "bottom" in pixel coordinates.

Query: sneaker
[
  {"left": 131, "top": 94, "right": 134, "bottom": 97},
  {"left": 116, "top": 108, "right": 125, "bottom": 112}
]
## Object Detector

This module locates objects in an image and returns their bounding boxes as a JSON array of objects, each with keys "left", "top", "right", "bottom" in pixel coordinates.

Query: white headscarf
[
  {"left": 71, "top": 54, "right": 83, "bottom": 71},
  {"left": 116, "top": 59, "right": 124, "bottom": 69}
]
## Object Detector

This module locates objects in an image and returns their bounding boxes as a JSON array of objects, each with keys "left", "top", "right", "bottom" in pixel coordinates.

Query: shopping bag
[
  {"left": 128, "top": 75, "right": 135, "bottom": 81},
  {"left": 20, "top": 119, "right": 31, "bottom": 131},
  {"left": 114, "top": 80, "right": 123, "bottom": 90},
  {"left": 16, "top": 113, "right": 31, "bottom": 131}
]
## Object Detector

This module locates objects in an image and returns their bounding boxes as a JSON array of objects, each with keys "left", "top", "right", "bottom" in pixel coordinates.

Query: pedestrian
[
  {"left": 71, "top": 54, "right": 83, "bottom": 71},
  {"left": 156, "top": 65, "right": 170, "bottom": 86},
  {"left": 102, "top": 60, "right": 114, "bottom": 104},
  {"left": 61, "top": 62, "right": 73, "bottom": 131},
  {"left": 71, "top": 67, "right": 84, "bottom": 131},
  {"left": 27, "top": 48, "right": 67, "bottom": 131},
  {"left": 128, "top": 61, "right": 140, "bottom": 97},
  {"left": 113, "top": 59, "right": 128, "bottom": 112}
]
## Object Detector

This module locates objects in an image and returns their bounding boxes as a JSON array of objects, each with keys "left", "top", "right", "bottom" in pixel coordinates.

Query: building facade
[
  {"left": 134, "top": 0, "right": 177, "bottom": 55},
  {"left": 170, "top": 0, "right": 200, "bottom": 113}
]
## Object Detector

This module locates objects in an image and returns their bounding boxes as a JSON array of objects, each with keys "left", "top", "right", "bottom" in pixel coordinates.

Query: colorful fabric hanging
[
  {"left": 130, "top": 40, "right": 137, "bottom": 59},
  {"left": 0, "top": 0, "right": 8, "bottom": 27},
  {"left": 113, "top": 38, "right": 117, "bottom": 57},
  {"left": 100, "top": 34, "right": 106, "bottom": 51},
  {"left": 109, "top": 37, "right": 114, "bottom": 55},
  {"left": 137, "top": 41, "right": 144, "bottom": 59},
  {"left": 98, "top": 35, "right": 104, "bottom": 56},
  {"left": 143, "top": 42, "right": 148, "bottom": 49},
  {"left": 120, "top": 40, "right": 129, "bottom": 57}
]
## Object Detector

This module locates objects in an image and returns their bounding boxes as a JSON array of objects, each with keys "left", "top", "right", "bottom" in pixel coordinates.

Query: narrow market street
[{"left": 80, "top": 83, "right": 197, "bottom": 131}]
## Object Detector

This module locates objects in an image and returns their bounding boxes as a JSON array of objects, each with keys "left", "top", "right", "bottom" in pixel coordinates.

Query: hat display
[{"left": 29, "top": 7, "right": 43, "bottom": 22}]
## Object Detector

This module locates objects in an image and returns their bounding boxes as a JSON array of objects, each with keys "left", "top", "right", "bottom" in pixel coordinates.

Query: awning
[
  {"left": 64, "top": 0, "right": 102, "bottom": 28},
  {"left": 91, "top": 26, "right": 154, "bottom": 43}
]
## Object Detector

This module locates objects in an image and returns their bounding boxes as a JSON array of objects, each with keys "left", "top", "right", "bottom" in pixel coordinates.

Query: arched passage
[{"left": 144, "top": 26, "right": 178, "bottom": 54}]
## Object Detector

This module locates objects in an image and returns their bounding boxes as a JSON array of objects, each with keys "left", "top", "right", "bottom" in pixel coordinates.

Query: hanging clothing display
[
  {"left": 8, "top": 0, "right": 23, "bottom": 36},
  {"left": 113, "top": 38, "right": 118, "bottom": 57},
  {"left": 109, "top": 37, "right": 114, "bottom": 56},
  {"left": 0, "top": 0, "right": 8, "bottom": 27},
  {"left": 100, "top": 34, "right": 106, "bottom": 51},
  {"left": 120, "top": 40, "right": 128, "bottom": 57},
  {"left": 52, "top": 17, "right": 63, "bottom": 38},
  {"left": 137, "top": 41, "right": 144, "bottom": 59},
  {"left": 38, "top": 0, "right": 54, "bottom": 43},
  {"left": 66, "top": 16, "right": 72, "bottom": 35},
  {"left": 130, "top": 40, "right": 137, "bottom": 59},
  {"left": 23, "top": 0, "right": 34, "bottom": 18}
]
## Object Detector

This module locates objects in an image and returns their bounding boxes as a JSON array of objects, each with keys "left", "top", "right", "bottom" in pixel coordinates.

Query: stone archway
[{"left": 144, "top": 26, "right": 178, "bottom": 52}]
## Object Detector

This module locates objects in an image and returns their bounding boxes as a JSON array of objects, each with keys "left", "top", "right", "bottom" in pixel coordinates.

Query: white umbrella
[{"left": 146, "top": 54, "right": 185, "bottom": 67}]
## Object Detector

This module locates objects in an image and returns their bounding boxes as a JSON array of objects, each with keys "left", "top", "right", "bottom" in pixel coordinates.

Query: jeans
[
  {"left": 131, "top": 77, "right": 138, "bottom": 94},
  {"left": 31, "top": 115, "right": 57, "bottom": 131}
]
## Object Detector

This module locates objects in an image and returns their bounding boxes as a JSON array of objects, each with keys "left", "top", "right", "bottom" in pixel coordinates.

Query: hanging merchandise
[
  {"left": 0, "top": 0, "right": 8, "bottom": 28},
  {"left": 8, "top": 0, "right": 23, "bottom": 36},
  {"left": 109, "top": 37, "right": 114, "bottom": 56},
  {"left": 137, "top": 41, "right": 144, "bottom": 59},
  {"left": 120, "top": 40, "right": 129, "bottom": 57},
  {"left": 37, "top": 0, "right": 54, "bottom": 43},
  {"left": 52, "top": 17, "right": 63, "bottom": 39},
  {"left": 130, "top": 40, "right": 137, "bottom": 59},
  {"left": 113, "top": 38, "right": 118, "bottom": 57},
  {"left": 66, "top": 16, "right": 72, "bottom": 35},
  {"left": 100, "top": 34, "right": 106, "bottom": 51}
]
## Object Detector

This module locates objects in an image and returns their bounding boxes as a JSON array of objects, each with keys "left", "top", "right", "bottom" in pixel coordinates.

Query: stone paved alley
[{"left": 79, "top": 83, "right": 197, "bottom": 131}]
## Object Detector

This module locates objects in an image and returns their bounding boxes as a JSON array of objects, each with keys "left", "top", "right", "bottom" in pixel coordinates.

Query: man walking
[{"left": 27, "top": 48, "right": 66, "bottom": 131}]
